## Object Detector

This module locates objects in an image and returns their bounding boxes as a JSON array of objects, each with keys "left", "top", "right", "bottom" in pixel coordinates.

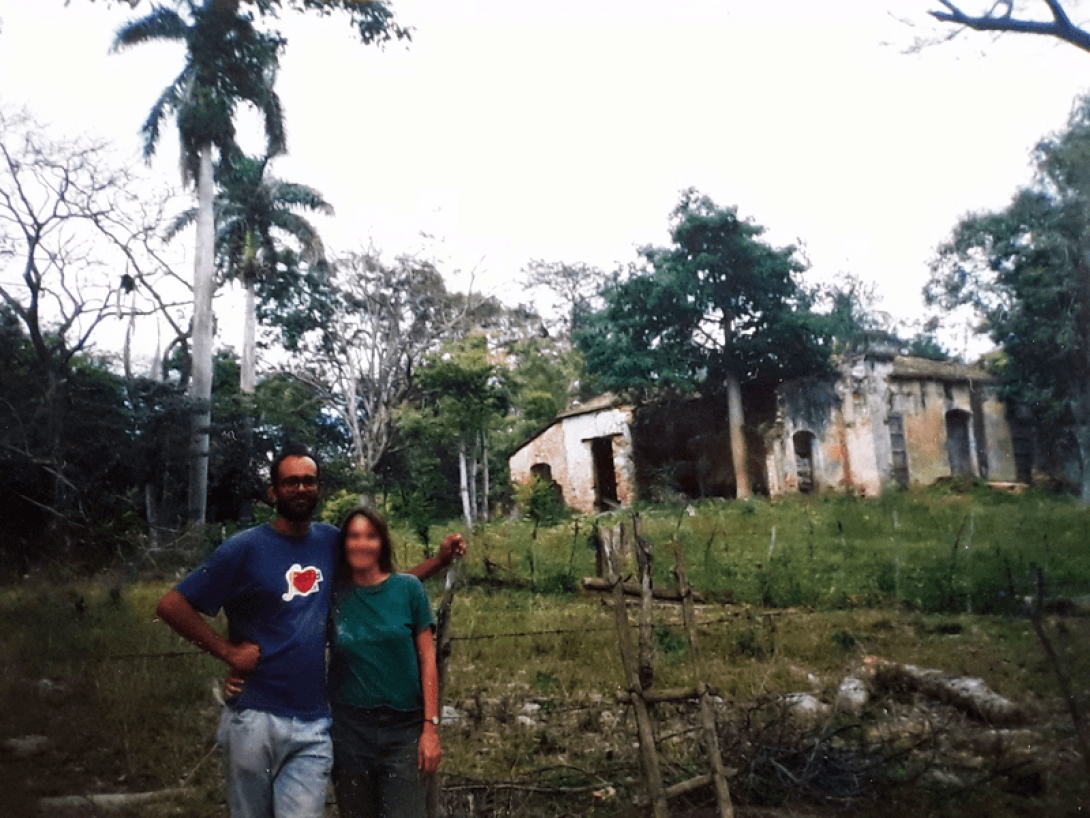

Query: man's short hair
[{"left": 270, "top": 443, "right": 321, "bottom": 486}]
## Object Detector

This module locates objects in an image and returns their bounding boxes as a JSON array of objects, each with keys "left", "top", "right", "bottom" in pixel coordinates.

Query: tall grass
[
  {"left": 452, "top": 485, "right": 1090, "bottom": 614},
  {"left": 0, "top": 581, "right": 227, "bottom": 815}
]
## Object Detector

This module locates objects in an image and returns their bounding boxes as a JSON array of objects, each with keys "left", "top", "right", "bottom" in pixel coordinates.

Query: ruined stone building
[
  {"left": 508, "top": 394, "right": 636, "bottom": 515},
  {"left": 764, "top": 350, "right": 1024, "bottom": 497},
  {"left": 510, "top": 348, "right": 1036, "bottom": 513}
]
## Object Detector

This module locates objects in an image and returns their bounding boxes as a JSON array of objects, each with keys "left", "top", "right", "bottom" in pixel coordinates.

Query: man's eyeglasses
[{"left": 278, "top": 476, "right": 318, "bottom": 490}]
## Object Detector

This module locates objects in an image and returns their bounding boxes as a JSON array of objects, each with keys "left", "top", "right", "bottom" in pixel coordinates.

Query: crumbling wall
[
  {"left": 976, "top": 386, "right": 1018, "bottom": 482},
  {"left": 770, "top": 356, "right": 1021, "bottom": 498}
]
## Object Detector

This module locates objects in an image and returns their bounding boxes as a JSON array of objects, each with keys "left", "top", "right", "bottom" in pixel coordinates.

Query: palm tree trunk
[
  {"left": 481, "top": 429, "right": 490, "bottom": 521},
  {"left": 187, "top": 145, "right": 215, "bottom": 525},
  {"left": 726, "top": 372, "right": 750, "bottom": 499},
  {"left": 468, "top": 447, "right": 478, "bottom": 522},
  {"left": 241, "top": 279, "right": 256, "bottom": 395},
  {"left": 458, "top": 441, "right": 473, "bottom": 529},
  {"left": 237, "top": 277, "right": 257, "bottom": 521}
]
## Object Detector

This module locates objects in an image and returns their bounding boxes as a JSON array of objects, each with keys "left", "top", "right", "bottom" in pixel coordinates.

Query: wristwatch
[{"left": 426, "top": 716, "right": 440, "bottom": 725}]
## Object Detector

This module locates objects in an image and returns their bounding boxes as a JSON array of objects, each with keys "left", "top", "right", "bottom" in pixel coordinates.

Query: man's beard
[{"left": 276, "top": 494, "right": 318, "bottom": 523}]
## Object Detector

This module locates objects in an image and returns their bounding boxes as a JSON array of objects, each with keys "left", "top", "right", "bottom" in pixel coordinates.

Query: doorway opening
[
  {"left": 946, "top": 410, "right": 973, "bottom": 476},
  {"left": 590, "top": 436, "right": 619, "bottom": 511},
  {"left": 793, "top": 431, "right": 817, "bottom": 493}
]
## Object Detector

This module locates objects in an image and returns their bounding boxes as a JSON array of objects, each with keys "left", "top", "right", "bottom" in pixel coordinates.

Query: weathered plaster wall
[
  {"left": 900, "top": 381, "right": 951, "bottom": 486},
  {"left": 510, "top": 405, "right": 635, "bottom": 515},
  {"left": 769, "top": 355, "right": 1015, "bottom": 498},
  {"left": 561, "top": 408, "right": 636, "bottom": 513},
  {"left": 510, "top": 422, "right": 569, "bottom": 502},
  {"left": 978, "top": 391, "right": 1018, "bottom": 482}
]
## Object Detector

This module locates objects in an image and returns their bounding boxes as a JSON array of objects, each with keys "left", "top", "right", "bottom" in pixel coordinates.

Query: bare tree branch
[{"left": 930, "top": 0, "right": 1090, "bottom": 53}]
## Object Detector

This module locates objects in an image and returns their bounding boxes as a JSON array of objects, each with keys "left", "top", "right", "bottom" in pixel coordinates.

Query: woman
[{"left": 327, "top": 507, "right": 442, "bottom": 818}]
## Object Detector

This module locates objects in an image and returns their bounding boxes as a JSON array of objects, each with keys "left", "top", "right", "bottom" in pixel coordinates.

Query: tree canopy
[
  {"left": 578, "top": 189, "right": 833, "bottom": 399},
  {"left": 927, "top": 94, "right": 1090, "bottom": 497}
]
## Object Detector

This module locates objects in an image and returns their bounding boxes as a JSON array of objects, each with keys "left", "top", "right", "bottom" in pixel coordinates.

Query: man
[{"left": 157, "top": 444, "right": 464, "bottom": 818}]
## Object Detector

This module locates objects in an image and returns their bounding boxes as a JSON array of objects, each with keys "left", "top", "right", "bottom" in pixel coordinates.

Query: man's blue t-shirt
[{"left": 176, "top": 522, "right": 338, "bottom": 720}]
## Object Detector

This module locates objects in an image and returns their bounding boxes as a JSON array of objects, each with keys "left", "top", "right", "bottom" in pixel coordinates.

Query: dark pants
[{"left": 331, "top": 705, "right": 425, "bottom": 818}]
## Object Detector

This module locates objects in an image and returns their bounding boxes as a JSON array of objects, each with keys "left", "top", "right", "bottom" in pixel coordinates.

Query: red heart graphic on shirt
[
  {"left": 292, "top": 568, "right": 317, "bottom": 594},
  {"left": 282, "top": 564, "right": 323, "bottom": 601}
]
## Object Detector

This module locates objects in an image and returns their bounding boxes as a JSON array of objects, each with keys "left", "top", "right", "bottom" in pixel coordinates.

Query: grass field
[{"left": 3, "top": 485, "right": 1089, "bottom": 816}]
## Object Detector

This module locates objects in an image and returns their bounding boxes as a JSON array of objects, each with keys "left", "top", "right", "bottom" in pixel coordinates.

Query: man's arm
[
  {"left": 156, "top": 590, "right": 261, "bottom": 676},
  {"left": 406, "top": 533, "right": 466, "bottom": 581}
]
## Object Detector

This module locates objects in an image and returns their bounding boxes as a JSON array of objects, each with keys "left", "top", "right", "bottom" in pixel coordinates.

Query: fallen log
[
  {"left": 864, "top": 657, "right": 1028, "bottom": 726},
  {"left": 581, "top": 577, "right": 705, "bottom": 602},
  {"left": 616, "top": 684, "right": 720, "bottom": 705},
  {"left": 38, "top": 787, "right": 196, "bottom": 814}
]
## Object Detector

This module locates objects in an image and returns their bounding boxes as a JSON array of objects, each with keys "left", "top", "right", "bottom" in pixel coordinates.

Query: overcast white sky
[{"left": 2, "top": 0, "right": 1089, "bottom": 359}]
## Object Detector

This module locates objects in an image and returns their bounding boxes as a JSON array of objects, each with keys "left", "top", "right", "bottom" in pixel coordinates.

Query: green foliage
[
  {"left": 318, "top": 488, "right": 362, "bottom": 527},
  {"left": 403, "top": 335, "right": 513, "bottom": 522},
  {"left": 167, "top": 153, "right": 334, "bottom": 353},
  {"left": 514, "top": 476, "right": 569, "bottom": 527},
  {"left": 578, "top": 189, "right": 833, "bottom": 398},
  {"left": 653, "top": 624, "right": 689, "bottom": 661},
  {"left": 831, "top": 629, "right": 860, "bottom": 654},
  {"left": 415, "top": 336, "right": 511, "bottom": 440},
  {"left": 501, "top": 336, "right": 585, "bottom": 446}
]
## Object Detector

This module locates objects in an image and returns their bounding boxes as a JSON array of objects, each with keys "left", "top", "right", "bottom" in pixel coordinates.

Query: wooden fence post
[
  {"left": 633, "top": 514, "right": 656, "bottom": 692},
  {"left": 673, "top": 542, "right": 734, "bottom": 818},
  {"left": 426, "top": 556, "right": 462, "bottom": 818},
  {"left": 604, "top": 521, "right": 669, "bottom": 818}
]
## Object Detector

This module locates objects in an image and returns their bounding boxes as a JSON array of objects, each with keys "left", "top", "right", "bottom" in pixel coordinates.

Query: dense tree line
[{"left": 13, "top": 0, "right": 1090, "bottom": 576}]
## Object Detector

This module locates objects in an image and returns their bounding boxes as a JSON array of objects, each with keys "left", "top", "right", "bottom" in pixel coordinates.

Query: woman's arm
[
  {"left": 406, "top": 533, "right": 466, "bottom": 581},
  {"left": 414, "top": 627, "right": 442, "bottom": 775}
]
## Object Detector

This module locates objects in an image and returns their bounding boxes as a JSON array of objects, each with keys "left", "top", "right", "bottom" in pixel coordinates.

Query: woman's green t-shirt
[{"left": 328, "top": 573, "right": 435, "bottom": 712}]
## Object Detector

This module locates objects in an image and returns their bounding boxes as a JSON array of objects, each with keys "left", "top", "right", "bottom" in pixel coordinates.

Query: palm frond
[
  {"left": 164, "top": 207, "right": 199, "bottom": 242},
  {"left": 139, "top": 76, "right": 186, "bottom": 160},
  {"left": 270, "top": 183, "right": 335, "bottom": 215},
  {"left": 111, "top": 7, "right": 189, "bottom": 52}
]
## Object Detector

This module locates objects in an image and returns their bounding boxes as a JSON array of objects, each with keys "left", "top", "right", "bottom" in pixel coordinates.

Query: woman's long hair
[{"left": 335, "top": 507, "right": 397, "bottom": 586}]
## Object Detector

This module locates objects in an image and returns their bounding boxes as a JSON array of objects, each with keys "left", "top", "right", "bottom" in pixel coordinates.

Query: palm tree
[
  {"left": 168, "top": 153, "right": 333, "bottom": 395},
  {"left": 113, "top": 0, "right": 286, "bottom": 524}
]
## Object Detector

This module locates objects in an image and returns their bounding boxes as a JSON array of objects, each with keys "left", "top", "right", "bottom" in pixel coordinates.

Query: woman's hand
[
  {"left": 223, "top": 674, "right": 245, "bottom": 700},
  {"left": 438, "top": 533, "right": 466, "bottom": 567},
  {"left": 418, "top": 724, "right": 442, "bottom": 776}
]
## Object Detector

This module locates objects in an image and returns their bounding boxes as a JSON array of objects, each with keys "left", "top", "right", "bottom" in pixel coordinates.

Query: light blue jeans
[{"left": 217, "top": 707, "right": 334, "bottom": 818}]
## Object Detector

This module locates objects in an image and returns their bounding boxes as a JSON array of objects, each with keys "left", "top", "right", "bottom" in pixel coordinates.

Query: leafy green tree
[
  {"left": 109, "top": 0, "right": 408, "bottom": 525},
  {"left": 404, "top": 335, "right": 511, "bottom": 527},
  {"left": 578, "top": 189, "right": 833, "bottom": 498},
  {"left": 254, "top": 248, "right": 339, "bottom": 353},
  {"left": 0, "top": 305, "right": 197, "bottom": 571},
  {"left": 809, "top": 274, "right": 952, "bottom": 361},
  {"left": 113, "top": 0, "right": 287, "bottom": 524},
  {"left": 927, "top": 95, "right": 1090, "bottom": 499},
  {"left": 500, "top": 335, "right": 585, "bottom": 446}
]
